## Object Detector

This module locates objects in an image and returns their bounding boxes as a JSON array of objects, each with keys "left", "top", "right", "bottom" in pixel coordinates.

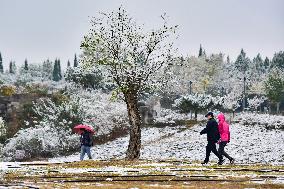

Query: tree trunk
[
  {"left": 125, "top": 91, "right": 141, "bottom": 160},
  {"left": 276, "top": 102, "right": 280, "bottom": 115},
  {"left": 194, "top": 110, "right": 197, "bottom": 120}
]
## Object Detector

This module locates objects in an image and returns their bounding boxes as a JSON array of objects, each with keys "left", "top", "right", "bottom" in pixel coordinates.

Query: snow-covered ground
[{"left": 50, "top": 123, "right": 284, "bottom": 164}]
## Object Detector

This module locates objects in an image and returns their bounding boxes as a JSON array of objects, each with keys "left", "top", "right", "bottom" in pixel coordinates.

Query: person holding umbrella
[{"left": 74, "top": 124, "right": 94, "bottom": 161}]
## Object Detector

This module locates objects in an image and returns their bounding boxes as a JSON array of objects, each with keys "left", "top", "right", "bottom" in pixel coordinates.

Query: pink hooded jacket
[{"left": 217, "top": 113, "right": 230, "bottom": 142}]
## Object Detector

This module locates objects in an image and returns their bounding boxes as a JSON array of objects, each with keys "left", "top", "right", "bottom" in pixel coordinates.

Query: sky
[{"left": 0, "top": 0, "right": 284, "bottom": 69}]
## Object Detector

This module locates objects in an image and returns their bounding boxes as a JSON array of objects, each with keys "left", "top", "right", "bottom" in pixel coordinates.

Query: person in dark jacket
[
  {"left": 80, "top": 128, "right": 93, "bottom": 160},
  {"left": 200, "top": 112, "right": 224, "bottom": 165}
]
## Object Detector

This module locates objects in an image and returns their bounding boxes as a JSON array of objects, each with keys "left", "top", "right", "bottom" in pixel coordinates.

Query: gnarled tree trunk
[{"left": 125, "top": 91, "right": 141, "bottom": 160}]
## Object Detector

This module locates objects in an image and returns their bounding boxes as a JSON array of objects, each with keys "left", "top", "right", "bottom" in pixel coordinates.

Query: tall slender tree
[
  {"left": 58, "top": 59, "right": 62, "bottom": 80},
  {"left": 264, "top": 57, "right": 270, "bottom": 70},
  {"left": 67, "top": 60, "right": 71, "bottom": 67},
  {"left": 235, "top": 49, "right": 250, "bottom": 74},
  {"left": 24, "top": 59, "right": 29, "bottom": 70},
  {"left": 74, "top": 54, "right": 78, "bottom": 67},
  {"left": 52, "top": 59, "right": 62, "bottom": 81},
  {"left": 0, "top": 52, "right": 3, "bottom": 73},
  {"left": 198, "top": 44, "right": 203, "bottom": 57},
  {"left": 9, "top": 61, "right": 16, "bottom": 74}
]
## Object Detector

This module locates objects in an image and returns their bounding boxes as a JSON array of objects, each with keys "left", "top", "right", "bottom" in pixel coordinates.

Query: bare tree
[{"left": 80, "top": 7, "right": 177, "bottom": 160}]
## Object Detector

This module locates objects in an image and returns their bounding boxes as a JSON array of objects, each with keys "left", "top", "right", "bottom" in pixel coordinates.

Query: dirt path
[{"left": 1, "top": 160, "right": 284, "bottom": 188}]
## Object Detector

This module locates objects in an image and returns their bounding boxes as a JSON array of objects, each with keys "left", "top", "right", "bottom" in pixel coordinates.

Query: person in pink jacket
[{"left": 217, "top": 113, "right": 235, "bottom": 164}]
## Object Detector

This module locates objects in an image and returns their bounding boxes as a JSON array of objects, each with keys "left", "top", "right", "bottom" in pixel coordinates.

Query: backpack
[{"left": 81, "top": 131, "right": 92, "bottom": 146}]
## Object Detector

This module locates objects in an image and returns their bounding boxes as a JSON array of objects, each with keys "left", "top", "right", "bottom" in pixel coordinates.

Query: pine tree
[
  {"left": 42, "top": 59, "right": 53, "bottom": 80},
  {"left": 226, "top": 56, "right": 230, "bottom": 64},
  {"left": 67, "top": 60, "right": 71, "bottom": 67},
  {"left": 24, "top": 59, "right": 28, "bottom": 70},
  {"left": 270, "top": 51, "right": 284, "bottom": 70},
  {"left": 0, "top": 52, "right": 3, "bottom": 73},
  {"left": 253, "top": 53, "right": 264, "bottom": 73},
  {"left": 58, "top": 59, "right": 62, "bottom": 80},
  {"left": 74, "top": 54, "right": 78, "bottom": 67},
  {"left": 235, "top": 49, "right": 250, "bottom": 74},
  {"left": 53, "top": 59, "right": 62, "bottom": 81},
  {"left": 9, "top": 61, "right": 16, "bottom": 74},
  {"left": 264, "top": 57, "right": 270, "bottom": 70},
  {"left": 198, "top": 44, "right": 203, "bottom": 57},
  {"left": 53, "top": 59, "right": 59, "bottom": 81}
]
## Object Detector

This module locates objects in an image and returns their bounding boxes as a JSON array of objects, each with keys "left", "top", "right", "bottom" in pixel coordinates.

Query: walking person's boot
[
  {"left": 218, "top": 158, "right": 225, "bottom": 165},
  {"left": 229, "top": 158, "right": 235, "bottom": 164}
]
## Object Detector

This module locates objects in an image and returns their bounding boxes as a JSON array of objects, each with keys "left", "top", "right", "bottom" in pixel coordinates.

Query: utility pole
[
  {"left": 189, "top": 80, "right": 193, "bottom": 120},
  {"left": 243, "top": 76, "right": 246, "bottom": 112},
  {"left": 189, "top": 81, "right": 192, "bottom": 95}
]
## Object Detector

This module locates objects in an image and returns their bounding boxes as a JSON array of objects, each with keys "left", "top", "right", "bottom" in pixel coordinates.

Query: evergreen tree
[
  {"left": 0, "top": 52, "right": 3, "bottom": 73},
  {"left": 198, "top": 44, "right": 203, "bottom": 57},
  {"left": 270, "top": 51, "right": 284, "bottom": 71},
  {"left": 265, "top": 72, "right": 284, "bottom": 114},
  {"left": 58, "top": 59, "right": 62, "bottom": 80},
  {"left": 235, "top": 49, "right": 250, "bottom": 74},
  {"left": 74, "top": 54, "right": 78, "bottom": 67},
  {"left": 42, "top": 59, "right": 53, "bottom": 80},
  {"left": 67, "top": 60, "right": 71, "bottom": 67},
  {"left": 24, "top": 59, "right": 29, "bottom": 70},
  {"left": 253, "top": 53, "right": 264, "bottom": 73},
  {"left": 264, "top": 57, "right": 270, "bottom": 70},
  {"left": 53, "top": 59, "right": 60, "bottom": 81},
  {"left": 9, "top": 61, "right": 16, "bottom": 74},
  {"left": 226, "top": 56, "right": 230, "bottom": 64}
]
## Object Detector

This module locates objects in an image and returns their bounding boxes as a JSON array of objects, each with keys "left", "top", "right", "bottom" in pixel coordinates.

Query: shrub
[
  {"left": 0, "top": 85, "right": 16, "bottom": 96},
  {"left": 0, "top": 117, "right": 7, "bottom": 143},
  {"left": 2, "top": 125, "right": 79, "bottom": 161},
  {"left": 24, "top": 83, "right": 48, "bottom": 95}
]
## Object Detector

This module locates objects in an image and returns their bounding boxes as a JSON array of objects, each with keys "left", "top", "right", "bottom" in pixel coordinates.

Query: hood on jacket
[{"left": 217, "top": 113, "right": 225, "bottom": 122}]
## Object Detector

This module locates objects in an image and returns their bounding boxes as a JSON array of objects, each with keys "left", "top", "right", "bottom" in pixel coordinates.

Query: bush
[
  {"left": 234, "top": 112, "right": 284, "bottom": 129},
  {"left": 2, "top": 125, "right": 79, "bottom": 161},
  {"left": 2, "top": 88, "right": 129, "bottom": 161},
  {"left": 24, "top": 83, "right": 48, "bottom": 95},
  {"left": 0, "top": 117, "right": 7, "bottom": 143},
  {"left": 0, "top": 85, "right": 16, "bottom": 96}
]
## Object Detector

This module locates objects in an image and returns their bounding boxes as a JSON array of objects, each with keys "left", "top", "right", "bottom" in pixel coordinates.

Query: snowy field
[{"left": 50, "top": 123, "right": 284, "bottom": 165}]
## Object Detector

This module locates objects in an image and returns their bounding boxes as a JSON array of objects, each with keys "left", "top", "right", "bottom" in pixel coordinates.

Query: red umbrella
[{"left": 73, "top": 124, "right": 95, "bottom": 135}]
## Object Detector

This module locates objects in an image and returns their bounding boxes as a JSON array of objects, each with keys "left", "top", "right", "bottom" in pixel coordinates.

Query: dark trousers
[
  {"left": 218, "top": 141, "right": 233, "bottom": 160},
  {"left": 204, "top": 141, "right": 221, "bottom": 162}
]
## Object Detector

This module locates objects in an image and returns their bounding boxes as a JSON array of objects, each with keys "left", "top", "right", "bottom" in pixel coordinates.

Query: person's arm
[{"left": 200, "top": 122, "right": 209, "bottom": 135}]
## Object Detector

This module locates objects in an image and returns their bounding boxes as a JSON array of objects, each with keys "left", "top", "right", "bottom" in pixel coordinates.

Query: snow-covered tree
[
  {"left": 247, "top": 96, "right": 266, "bottom": 112},
  {"left": 80, "top": 7, "right": 177, "bottom": 160},
  {"left": 265, "top": 69, "right": 284, "bottom": 114},
  {"left": 9, "top": 61, "right": 16, "bottom": 74},
  {"left": 235, "top": 49, "right": 250, "bottom": 75},
  {"left": 0, "top": 52, "right": 3, "bottom": 73},
  {"left": 270, "top": 51, "right": 284, "bottom": 71},
  {"left": 0, "top": 117, "right": 7, "bottom": 143},
  {"left": 174, "top": 93, "right": 222, "bottom": 120},
  {"left": 24, "top": 59, "right": 29, "bottom": 71},
  {"left": 52, "top": 59, "right": 62, "bottom": 81},
  {"left": 74, "top": 54, "right": 78, "bottom": 67}
]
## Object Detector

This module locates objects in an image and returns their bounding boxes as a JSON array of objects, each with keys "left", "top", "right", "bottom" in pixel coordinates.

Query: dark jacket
[
  {"left": 80, "top": 131, "right": 93, "bottom": 147},
  {"left": 200, "top": 118, "right": 220, "bottom": 142}
]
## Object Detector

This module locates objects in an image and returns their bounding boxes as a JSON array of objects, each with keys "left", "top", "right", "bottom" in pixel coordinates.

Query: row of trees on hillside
[{"left": 0, "top": 53, "right": 79, "bottom": 82}]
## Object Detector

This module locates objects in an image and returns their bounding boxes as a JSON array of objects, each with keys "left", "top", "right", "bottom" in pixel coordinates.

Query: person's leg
[
  {"left": 86, "top": 146, "right": 92, "bottom": 159},
  {"left": 218, "top": 142, "right": 226, "bottom": 160},
  {"left": 80, "top": 145, "right": 86, "bottom": 161},
  {"left": 221, "top": 142, "right": 233, "bottom": 160},
  {"left": 204, "top": 142, "right": 212, "bottom": 163},
  {"left": 211, "top": 142, "right": 222, "bottom": 160}
]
